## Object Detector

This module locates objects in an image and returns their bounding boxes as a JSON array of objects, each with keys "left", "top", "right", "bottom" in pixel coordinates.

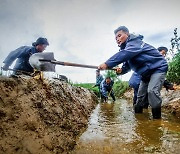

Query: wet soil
[
  {"left": 0, "top": 75, "right": 179, "bottom": 154},
  {"left": 0, "top": 76, "right": 98, "bottom": 154},
  {"left": 72, "top": 100, "right": 180, "bottom": 154}
]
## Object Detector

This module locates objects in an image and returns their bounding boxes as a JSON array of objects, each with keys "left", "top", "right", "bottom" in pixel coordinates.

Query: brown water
[{"left": 71, "top": 99, "right": 180, "bottom": 154}]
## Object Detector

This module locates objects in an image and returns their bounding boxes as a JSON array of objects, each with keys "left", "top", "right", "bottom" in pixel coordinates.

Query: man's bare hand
[
  {"left": 116, "top": 67, "right": 122, "bottom": 74},
  {"left": 98, "top": 63, "right": 108, "bottom": 70}
]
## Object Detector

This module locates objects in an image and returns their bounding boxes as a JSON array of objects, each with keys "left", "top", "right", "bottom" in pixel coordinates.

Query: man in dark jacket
[
  {"left": 118, "top": 46, "right": 174, "bottom": 108},
  {"left": 2, "top": 37, "right": 49, "bottom": 74},
  {"left": 158, "top": 46, "right": 175, "bottom": 91},
  {"left": 100, "top": 77, "right": 116, "bottom": 102},
  {"left": 98, "top": 26, "right": 168, "bottom": 119}
]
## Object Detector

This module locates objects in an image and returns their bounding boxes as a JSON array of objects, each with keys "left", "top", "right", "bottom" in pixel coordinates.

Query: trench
[{"left": 71, "top": 99, "right": 180, "bottom": 154}]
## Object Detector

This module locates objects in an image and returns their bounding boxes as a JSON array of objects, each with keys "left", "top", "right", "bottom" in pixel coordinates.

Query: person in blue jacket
[
  {"left": 98, "top": 26, "right": 168, "bottom": 119},
  {"left": 93, "top": 70, "right": 104, "bottom": 96},
  {"left": 129, "top": 72, "right": 142, "bottom": 105},
  {"left": 115, "top": 62, "right": 142, "bottom": 106},
  {"left": 157, "top": 46, "right": 175, "bottom": 91},
  {"left": 2, "top": 37, "right": 49, "bottom": 74},
  {"left": 118, "top": 46, "right": 174, "bottom": 108},
  {"left": 100, "top": 77, "right": 116, "bottom": 102}
]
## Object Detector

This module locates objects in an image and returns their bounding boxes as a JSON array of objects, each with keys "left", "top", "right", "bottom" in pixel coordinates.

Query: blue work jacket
[
  {"left": 3, "top": 46, "right": 38, "bottom": 73},
  {"left": 129, "top": 72, "right": 141, "bottom": 89},
  {"left": 100, "top": 79, "right": 114, "bottom": 97},
  {"left": 95, "top": 75, "right": 104, "bottom": 87},
  {"left": 105, "top": 34, "right": 168, "bottom": 78}
]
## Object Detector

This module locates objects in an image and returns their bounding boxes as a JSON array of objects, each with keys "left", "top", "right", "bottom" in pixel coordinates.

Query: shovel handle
[{"left": 39, "top": 59, "right": 116, "bottom": 70}]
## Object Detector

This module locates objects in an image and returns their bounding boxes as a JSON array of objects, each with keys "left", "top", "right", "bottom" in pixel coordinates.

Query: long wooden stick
[{"left": 39, "top": 59, "right": 116, "bottom": 70}]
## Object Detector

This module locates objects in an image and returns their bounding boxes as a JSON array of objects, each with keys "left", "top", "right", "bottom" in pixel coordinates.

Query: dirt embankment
[
  {"left": 161, "top": 86, "right": 180, "bottom": 117},
  {"left": 124, "top": 86, "right": 180, "bottom": 117},
  {"left": 0, "top": 76, "right": 98, "bottom": 154}
]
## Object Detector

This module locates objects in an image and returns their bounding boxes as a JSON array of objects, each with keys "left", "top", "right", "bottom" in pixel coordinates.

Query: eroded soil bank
[{"left": 0, "top": 76, "right": 98, "bottom": 154}]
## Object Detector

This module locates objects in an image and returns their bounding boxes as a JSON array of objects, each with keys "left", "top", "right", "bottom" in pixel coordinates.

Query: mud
[
  {"left": 0, "top": 76, "right": 98, "bottom": 154},
  {"left": 161, "top": 86, "right": 180, "bottom": 117},
  {"left": 72, "top": 100, "right": 180, "bottom": 154}
]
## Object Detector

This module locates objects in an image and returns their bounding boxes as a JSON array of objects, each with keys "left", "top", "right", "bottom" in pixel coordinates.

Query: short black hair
[
  {"left": 105, "top": 76, "right": 111, "bottom": 80},
  {"left": 157, "top": 46, "right": 168, "bottom": 53},
  {"left": 114, "top": 26, "right": 129, "bottom": 35},
  {"left": 32, "top": 37, "right": 49, "bottom": 46}
]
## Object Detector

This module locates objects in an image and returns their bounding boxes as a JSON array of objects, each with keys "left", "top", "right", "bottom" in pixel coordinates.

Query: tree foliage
[
  {"left": 103, "top": 70, "right": 130, "bottom": 97},
  {"left": 103, "top": 70, "right": 119, "bottom": 81},
  {"left": 166, "top": 28, "right": 180, "bottom": 84},
  {"left": 113, "top": 80, "right": 130, "bottom": 97},
  {"left": 166, "top": 51, "right": 180, "bottom": 84}
]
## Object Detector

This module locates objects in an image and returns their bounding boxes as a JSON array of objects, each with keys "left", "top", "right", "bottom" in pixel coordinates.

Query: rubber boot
[
  {"left": 112, "top": 95, "right": 116, "bottom": 102},
  {"left": 134, "top": 104, "right": 143, "bottom": 113},
  {"left": 143, "top": 103, "right": 149, "bottom": 109},
  {"left": 152, "top": 107, "right": 161, "bottom": 119}
]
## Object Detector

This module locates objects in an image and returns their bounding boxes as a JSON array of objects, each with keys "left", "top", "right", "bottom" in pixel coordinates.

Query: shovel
[
  {"left": 29, "top": 52, "right": 56, "bottom": 72},
  {"left": 29, "top": 52, "right": 116, "bottom": 72}
]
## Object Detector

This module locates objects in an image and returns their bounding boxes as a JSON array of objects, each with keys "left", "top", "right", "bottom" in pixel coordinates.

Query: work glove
[{"left": 2, "top": 64, "right": 9, "bottom": 71}]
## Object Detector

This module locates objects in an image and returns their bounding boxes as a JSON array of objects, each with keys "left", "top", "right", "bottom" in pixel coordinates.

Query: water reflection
[{"left": 72, "top": 99, "right": 180, "bottom": 154}]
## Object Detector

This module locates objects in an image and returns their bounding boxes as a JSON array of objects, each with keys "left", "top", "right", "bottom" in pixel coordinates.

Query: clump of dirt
[
  {"left": 0, "top": 76, "right": 98, "bottom": 154},
  {"left": 161, "top": 85, "right": 180, "bottom": 117},
  {"left": 163, "top": 99, "right": 180, "bottom": 117}
]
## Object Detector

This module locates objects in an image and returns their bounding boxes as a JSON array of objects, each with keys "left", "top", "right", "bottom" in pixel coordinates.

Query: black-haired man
[
  {"left": 2, "top": 37, "right": 49, "bottom": 74},
  {"left": 100, "top": 77, "right": 116, "bottom": 102},
  {"left": 98, "top": 26, "right": 168, "bottom": 119}
]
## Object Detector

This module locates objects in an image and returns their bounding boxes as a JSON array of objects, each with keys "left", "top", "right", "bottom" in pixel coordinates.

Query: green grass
[
  {"left": 73, "top": 83, "right": 99, "bottom": 96},
  {"left": 113, "top": 80, "right": 130, "bottom": 97},
  {"left": 73, "top": 80, "right": 130, "bottom": 98}
]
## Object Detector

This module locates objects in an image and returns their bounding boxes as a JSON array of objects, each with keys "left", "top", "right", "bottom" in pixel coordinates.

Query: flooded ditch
[{"left": 72, "top": 99, "right": 180, "bottom": 154}]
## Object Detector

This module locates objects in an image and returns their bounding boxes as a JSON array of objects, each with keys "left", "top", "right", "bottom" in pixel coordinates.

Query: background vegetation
[
  {"left": 73, "top": 70, "right": 130, "bottom": 98},
  {"left": 166, "top": 28, "right": 180, "bottom": 84}
]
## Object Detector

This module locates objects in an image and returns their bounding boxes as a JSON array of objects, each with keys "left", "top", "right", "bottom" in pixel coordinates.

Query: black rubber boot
[
  {"left": 143, "top": 103, "right": 149, "bottom": 109},
  {"left": 134, "top": 104, "right": 143, "bottom": 113},
  {"left": 112, "top": 96, "right": 116, "bottom": 102},
  {"left": 152, "top": 108, "right": 161, "bottom": 119}
]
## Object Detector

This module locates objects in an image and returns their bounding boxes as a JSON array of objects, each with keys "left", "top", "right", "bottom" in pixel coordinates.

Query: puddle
[{"left": 71, "top": 99, "right": 180, "bottom": 154}]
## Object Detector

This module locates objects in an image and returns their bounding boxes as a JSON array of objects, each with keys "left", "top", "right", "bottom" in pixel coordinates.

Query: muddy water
[{"left": 72, "top": 99, "right": 180, "bottom": 154}]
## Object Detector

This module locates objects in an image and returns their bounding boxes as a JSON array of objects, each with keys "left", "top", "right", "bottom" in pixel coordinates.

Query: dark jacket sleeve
[
  {"left": 100, "top": 81, "right": 108, "bottom": 97},
  {"left": 105, "top": 39, "right": 144, "bottom": 68},
  {"left": 95, "top": 75, "right": 104, "bottom": 86},
  {"left": 111, "top": 80, "right": 114, "bottom": 87},
  {"left": 3, "top": 46, "right": 29, "bottom": 67}
]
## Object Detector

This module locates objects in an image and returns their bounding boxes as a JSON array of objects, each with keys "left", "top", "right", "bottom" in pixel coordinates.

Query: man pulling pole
[{"left": 98, "top": 26, "right": 168, "bottom": 119}]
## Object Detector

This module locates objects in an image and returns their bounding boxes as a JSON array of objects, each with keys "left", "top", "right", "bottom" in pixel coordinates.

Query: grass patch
[{"left": 73, "top": 80, "right": 130, "bottom": 98}]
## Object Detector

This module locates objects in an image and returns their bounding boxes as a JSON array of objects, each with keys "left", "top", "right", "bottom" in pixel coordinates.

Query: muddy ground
[
  {"left": 124, "top": 85, "right": 180, "bottom": 117},
  {"left": 0, "top": 76, "right": 98, "bottom": 154}
]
